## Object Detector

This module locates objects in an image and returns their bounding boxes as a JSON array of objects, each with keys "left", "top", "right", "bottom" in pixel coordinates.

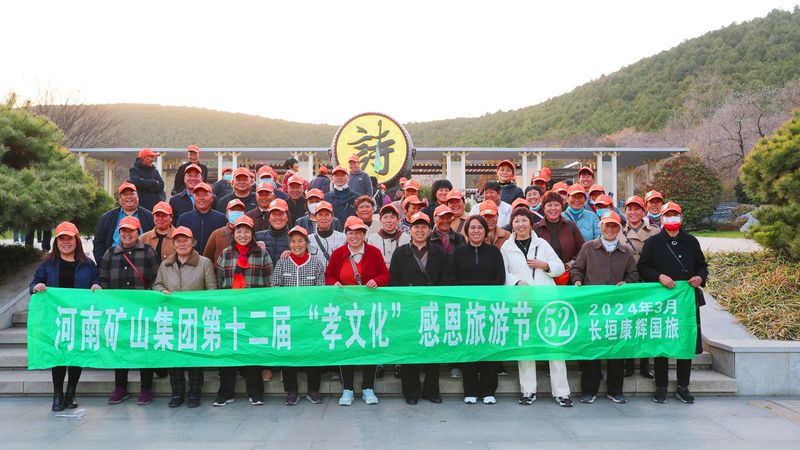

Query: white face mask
[
  {"left": 334, "top": 184, "right": 348, "bottom": 191},
  {"left": 601, "top": 238, "right": 618, "bottom": 253},
  {"left": 662, "top": 215, "right": 682, "bottom": 225},
  {"left": 308, "top": 202, "right": 319, "bottom": 214}
]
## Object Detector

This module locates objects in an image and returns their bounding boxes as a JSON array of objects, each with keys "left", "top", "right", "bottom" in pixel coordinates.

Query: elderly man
[
  {"left": 469, "top": 182, "right": 512, "bottom": 229},
  {"left": 429, "top": 205, "right": 465, "bottom": 255},
  {"left": 307, "top": 201, "right": 346, "bottom": 268},
  {"left": 212, "top": 167, "right": 233, "bottom": 199},
  {"left": 285, "top": 176, "right": 307, "bottom": 223},
  {"left": 391, "top": 178, "right": 420, "bottom": 212},
  {"left": 246, "top": 182, "right": 278, "bottom": 232},
  {"left": 128, "top": 148, "right": 165, "bottom": 211},
  {"left": 446, "top": 190, "right": 468, "bottom": 235},
  {"left": 644, "top": 190, "right": 665, "bottom": 228},
  {"left": 324, "top": 165, "right": 358, "bottom": 223},
  {"left": 140, "top": 201, "right": 175, "bottom": 261},
  {"left": 169, "top": 163, "right": 218, "bottom": 225},
  {"left": 203, "top": 199, "right": 246, "bottom": 264},
  {"left": 171, "top": 144, "right": 209, "bottom": 195},
  {"left": 308, "top": 165, "right": 331, "bottom": 193},
  {"left": 295, "top": 189, "right": 343, "bottom": 234},
  {"left": 93, "top": 182, "right": 155, "bottom": 263},
  {"left": 217, "top": 167, "right": 257, "bottom": 213},
  {"left": 176, "top": 182, "right": 228, "bottom": 253},
  {"left": 255, "top": 165, "right": 288, "bottom": 200},
  {"left": 576, "top": 166, "right": 595, "bottom": 192},
  {"left": 255, "top": 198, "right": 292, "bottom": 263},
  {"left": 562, "top": 184, "right": 600, "bottom": 242},
  {"left": 347, "top": 155, "right": 373, "bottom": 198},
  {"left": 399, "top": 195, "right": 425, "bottom": 233}
]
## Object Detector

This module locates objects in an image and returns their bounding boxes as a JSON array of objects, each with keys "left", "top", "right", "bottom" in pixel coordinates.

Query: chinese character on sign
[
  {"left": 55, "top": 307, "right": 77, "bottom": 351},
  {"left": 664, "top": 299, "right": 678, "bottom": 315},
  {"left": 345, "top": 303, "right": 366, "bottom": 349},
  {"left": 201, "top": 306, "right": 221, "bottom": 352},
  {"left": 605, "top": 319, "right": 618, "bottom": 340},
  {"left": 130, "top": 308, "right": 150, "bottom": 350},
  {"left": 465, "top": 302, "right": 487, "bottom": 345},
  {"left": 248, "top": 310, "right": 268, "bottom": 346},
  {"left": 272, "top": 306, "right": 291, "bottom": 350},
  {"left": 153, "top": 306, "right": 175, "bottom": 351},
  {"left": 650, "top": 317, "right": 663, "bottom": 339},
  {"left": 488, "top": 302, "right": 509, "bottom": 346},
  {"left": 620, "top": 318, "right": 633, "bottom": 340},
  {"left": 418, "top": 302, "right": 440, "bottom": 347},
  {"left": 104, "top": 307, "right": 126, "bottom": 352},
  {"left": 512, "top": 301, "right": 533, "bottom": 347},
  {"left": 178, "top": 308, "right": 198, "bottom": 351},
  {"left": 369, "top": 303, "right": 389, "bottom": 348},
  {"left": 635, "top": 318, "right": 648, "bottom": 339},
  {"left": 321, "top": 303, "right": 342, "bottom": 350},
  {"left": 346, "top": 120, "right": 396, "bottom": 175},
  {"left": 80, "top": 306, "right": 101, "bottom": 351},
  {"left": 589, "top": 319, "right": 602, "bottom": 341},
  {"left": 443, "top": 303, "right": 462, "bottom": 346},
  {"left": 665, "top": 317, "right": 679, "bottom": 339},
  {"left": 225, "top": 307, "right": 245, "bottom": 351}
]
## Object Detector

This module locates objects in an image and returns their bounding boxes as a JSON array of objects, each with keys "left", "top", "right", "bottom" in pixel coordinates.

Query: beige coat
[
  {"left": 140, "top": 226, "right": 175, "bottom": 261},
  {"left": 152, "top": 250, "right": 217, "bottom": 293},
  {"left": 620, "top": 220, "right": 660, "bottom": 261}
]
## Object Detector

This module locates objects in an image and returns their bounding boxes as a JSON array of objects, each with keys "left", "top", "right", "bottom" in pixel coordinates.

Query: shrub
[{"left": 644, "top": 155, "right": 722, "bottom": 229}]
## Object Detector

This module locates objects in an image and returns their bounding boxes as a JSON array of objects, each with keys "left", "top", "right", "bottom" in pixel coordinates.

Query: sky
[{"left": 2, "top": 1, "right": 798, "bottom": 125}]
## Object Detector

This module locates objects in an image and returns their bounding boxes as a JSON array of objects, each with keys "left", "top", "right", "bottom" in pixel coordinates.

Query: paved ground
[
  {"left": 1, "top": 396, "right": 799, "bottom": 448},
  {"left": 695, "top": 237, "right": 762, "bottom": 253}
]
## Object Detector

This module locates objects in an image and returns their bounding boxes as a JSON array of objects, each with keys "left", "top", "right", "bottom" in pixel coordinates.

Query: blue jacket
[
  {"left": 255, "top": 226, "right": 290, "bottom": 263},
  {"left": 92, "top": 206, "right": 155, "bottom": 263},
  {"left": 562, "top": 208, "right": 601, "bottom": 242},
  {"left": 128, "top": 158, "right": 165, "bottom": 211},
  {"left": 308, "top": 175, "right": 330, "bottom": 193},
  {"left": 177, "top": 209, "right": 228, "bottom": 253},
  {"left": 30, "top": 257, "right": 100, "bottom": 293},
  {"left": 348, "top": 171, "right": 373, "bottom": 198},
  {"left": 325, "top": 188, "right": 358, "bottom": 224},
  {"left": 499, "top": 182, "right": 524, "bottom": 205},
  {"left": 169, "top": 189, "right": 219, "bottom": 226}
]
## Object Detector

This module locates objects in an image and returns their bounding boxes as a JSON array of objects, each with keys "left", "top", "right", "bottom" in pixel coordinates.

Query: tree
[
  {"left": 740, "top": 111, "right": 800, "bottom": 259},
  {"left": 0, "top": 94, "right": 114, "bottom": 244},
  {"left": 644, "top": 155, "right": 722, "bottom": 229},
  {"left": 29, "top": 86, "right": 121, "bottom": 148}
]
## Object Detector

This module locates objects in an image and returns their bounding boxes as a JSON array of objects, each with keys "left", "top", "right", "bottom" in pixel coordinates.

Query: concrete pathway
[
  {"left": 1, "top": 396, "right": 799, "bottom": 448},
  {"left": 695, "top": 237, "right": 762, "bottom": 253}
]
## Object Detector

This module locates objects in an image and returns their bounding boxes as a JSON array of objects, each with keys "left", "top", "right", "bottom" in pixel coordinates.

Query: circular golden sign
[{"left": 331, "top": 112, "right": 414, "bottom": 186}]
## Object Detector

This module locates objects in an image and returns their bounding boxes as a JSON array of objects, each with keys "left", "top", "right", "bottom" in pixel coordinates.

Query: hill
[{"left": 83, "top": 8, "right": 800, "bottom": 148}]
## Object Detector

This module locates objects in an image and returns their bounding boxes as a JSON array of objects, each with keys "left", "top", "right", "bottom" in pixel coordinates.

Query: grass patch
[
  {"left": 0, "top": 245, "right": 43, "bottom": 284},
  {"left": 706, "top": 250, "right": 800, "bottom": 340},
  {"left": 691, "top": 230, "right": 746, "bottom": 238}
]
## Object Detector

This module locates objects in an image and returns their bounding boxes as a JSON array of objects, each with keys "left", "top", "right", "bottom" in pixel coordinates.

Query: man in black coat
[
  {"left": 92, "top": 181, "right": 155, "bottom": 263},
  {"left": 389, "top": 212, "right": 448, "bottom": 405},
  {"left": 171, "top": 144, "right": 208, "bottom": 195},
  {"left": 216, "top": 167, "right": 257, "bottom": 213},
  {"left": 128, "top": 149, "right": 165, "bottom": 211},
  {"left": 637, "top": 201, "right": 708, "bottom": 405},
  {"left": 169, "top": 163, "right": 218, "bottom": 225}
]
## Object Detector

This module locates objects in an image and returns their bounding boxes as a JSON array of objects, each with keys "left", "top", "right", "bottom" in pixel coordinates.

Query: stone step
[
  {"left": 0, "top": 327, "right": 27, "bottom": 347},
  {"left": 0, "top": 348, "right": 28, "bottom": 368},
  {"left": 0, "top": 367, "right": 736, "bottom": 396},
  {"left": 12, "top": 311, "right": 27, "bottom": 327}
]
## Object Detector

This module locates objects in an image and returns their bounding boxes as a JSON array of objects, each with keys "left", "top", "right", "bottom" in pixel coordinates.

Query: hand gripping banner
[{"left": 27, "top": 282, "right": 697, "bottom": 369}]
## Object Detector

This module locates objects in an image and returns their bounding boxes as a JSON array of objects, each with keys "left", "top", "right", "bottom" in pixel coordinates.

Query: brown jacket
[
  {"left": 245, "top": 207, "right": 271, "bottom": 232},
  {"left": 140, "top": 226, "right": 175, "bottom": 261},
  {"left": 570, "top": 238, "right": 639, "bottom": 285},
  {"left": 202, "top": 225, "right": 234, "bottom": 264},
  {"left": 152, "top": 250, "right": 218, "bottom": 293},
  {"left": 534, "top": 217, "right": 585, "bottom": 264},
  {"left": 486, "top": 226, "right": 510, "bottom": 249},
  {"left": 451, "top": 213, "right": 468, "bottom": 235},
  {"left": 620, "top": 220, "right": 660, "bottom": 262}
]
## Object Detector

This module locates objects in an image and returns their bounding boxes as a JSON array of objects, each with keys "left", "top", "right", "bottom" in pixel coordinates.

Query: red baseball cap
[
  {"left": 478, "top": 200, "right": 499, "bottom": 216},
  {"left": 186, "top": 144, "right": 200, "bottom": 153},
  {"left": 138, "top": 148, "right": 159, "bottom": 158},
  {"left": 552, "top": 182, "right": 569, "bottom": 194},
  {"left": 192, "top": 182, "right": 212, "bottom": 193},
  {"left": 402, "top": 195, "right": 425, "bottom": 210},
  {"left": 256, "top": 182, "right": 274, "bottom": 193},
  {"left": 233, "top": 215, "right": 255, "bottom": 229},
  {"left": 599, "top": 211, "right": 622, "bottom": 226},
  {"left": 567, "top": 184, "right": 587, "bottom": 197},
  {"left": 331, "top": 165, "right": 348, "bottom": 175},
  {"left": 624, "top": 195, "right": 645, "bottom": 209},
  {"left": 152, "top": 201, "right": 173, "bottom": 215},
  {"left": 445, "top": 190, "right": 464, "bottom": 202},
  {"left": 348, "top": 155, "right": 360, "bottom": 163},
  {"left": 315, "top": 201, "right": 333, "bottom": 214},
  {"left": 117, "top": 181, "right": 137, "bottom": 194},
  {"left": 409, "top": 212, "right": 431, "bottom": 225},
  {"left": 226, "top": 199, "right": 245, "bottom": 210},
  {"left": 268, "top": 199, "right": 289, "bottom": 213},
  {"left": 589, "top": 184, "right": 606, "bottom": 195},
  {"left": 221, "top": 167, "right": 232, "bottom": 175},
  {"left": 344, "top": 216, "right": 368, "bottom": 232},
  {"left": 380, "top": 203, "right": 400, "bottom": 217},
  {"left": 578, "top": 166, "right": 594, "bottom": 176},
  {"left": 117, "top": 216, "right": 141, "bottom": 231},
  {"left": 184, "top": 163, "right": 202, "bottom": 174},
  {"left": 288, "top": 176, "right": 305, "bottom": 186},
  {"left": 661, "top": 201, "right": 682, "bottom": 215},
  {"left": 54, "top": 221, "right": 79, "bottom": 238},
  {"left": 171, "top": 226, "right": 194, "bottom": 239},
  {"left": 318, "top": 166, "right": 330, "bottom": 175},
  {"left": 511, "top": 198, "right": 530, "bottom": 210},
  {"left": 531, "top": 171, "right": 548, "bottom": 183},
  {"left": 496, "top": 160, "right": 515, "bottom": 172},
  {"left": 403, "top": 179, "right": 421, "bottom": 192},
  {"left": 257, "top": 165, "right": 276, "bottom": 179},
  {"left": 594, "top": 194, "right": 613, "bottom": 207},
  {"left": 288, "top": 225, "right": 309, "bottom": 237},
  {"left": 305, "top": 188, "right": 325, "bottom": 200},
  {"left": 233, "top": 167, "right": 251, "bottom": 179},
  {"left": 645, "top": 190, "right": 664, "bottom": 203},
  {"left": 434, "top": 205, "right": 454, "bottom": 218}
]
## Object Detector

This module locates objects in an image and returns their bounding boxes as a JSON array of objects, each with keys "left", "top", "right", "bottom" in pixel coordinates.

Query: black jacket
[
  {"left": 428, "top": 228, "right": 466, "bottom": 256},
  {"left": 450, "top": 243, "right": 505, "bottom": 285},
  {"left": 637, "top": 229, "right": 709, "bottom": 307},
  {"left": 92, "top": 206, "right": 155, "bottom": 263},
  {"left": 171, "top": 161, "right": 209, "bottom": 195},
  {"left": 286, "top": 197, "right": 307, "bottom": 224},
  {"left": 216, "top": 191, "right": 258, "bottom": 214},
  {"left": 128, "top": 158, "right": 165, "bottom": 211},
  {"left": 389, "top": 242, "right": 450, "bottom": 286},
  {"left": 169, "top": 189, "right": 219, "bottom": 226}
]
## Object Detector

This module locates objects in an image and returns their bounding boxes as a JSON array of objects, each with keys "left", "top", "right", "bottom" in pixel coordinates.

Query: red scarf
[
  {"left": 289, "top": 251, "right": 309, "bottom": 266},
  {"left": 232, "top": 243, "right": 251, "bottom": 289}
]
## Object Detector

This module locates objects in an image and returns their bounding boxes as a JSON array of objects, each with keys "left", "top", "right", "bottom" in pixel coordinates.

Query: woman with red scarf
[
  {"left": 213, "top": 215, "right": 273, "bottom": 407},
  {"left": 325, "top": 216, "right": 390, "bottom": 406}
]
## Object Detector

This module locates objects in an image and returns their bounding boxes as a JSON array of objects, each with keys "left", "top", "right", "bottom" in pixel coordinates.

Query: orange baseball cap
[
  {"left": 578, "top": 166, "right": 594, "bottom": 176},
  {"left": 434, "top": 205, "right": 454, "bottom": 217},
  {"left": 226, "top": 198, "right": 245, "bottom": 210},
  {"left": 589, "top": 184, "right": 605, "bottom": 195},
  {"left": 331, "top": 165, "right": 348, "bottom": 175},
  {"left": 478, "top": 200, "right": 499, "bottom": 216},
  {"left": 531, "top": 171, "right": 548, "bottom": 183},
  {"left": 496, "top": 160, "right": 515, "bottom": 172},
  {"left": 567, "top": 184, "right": 587, "bottom": 197},
  {"left": 268, "top": 199, "right": 289, "bottom": 213},
  {"left": 344, "top": 216, "right": 368, "bottom": 232},
  {"left": 318, "top": 166, "right": 330, "bottom": 175},
  {"left": 117, "top": 216, "right": 141, "bottom": 231},
  {"left": 540, "top": 167, "right": 552, "bottom": 179},
  {"left": 186, "top": 144, "right": 200, "bottom": 153},
  {"left": 193, "top": 182, "right": 212, "bottom": 193},
  {"left": 624, "top": 195, "right": 645, "bottom": 209},
  {"left": 117, "top": 181, "right": 137, "bottom": 194},
  {"left": 599, "top": 211, "right": 622, "bottom": 226},
  {"left": 409, "top": 212, "right": 431, "bottom": 225},
  {"left": 233, "top": 167, "right": 251, "bottom": 179},
  {"left": 594, "top": 194, "right": 613, "bottom": 207},
  {"left": 511, "top": 198, "right": 530, "bottom": 210},
  {"left": 184, "top": 163, "right": 202, "bottom": 174},
  {"left": 288, "top": 225, "right": 309, "bottom": 237},
  {"left": 256, "top": 182, "right": 274, "bottom": 193},
  {"left": 152, "top": 201, "right": 173, "bottom": 216},
  {"left": 403, "top": 179, "right": 421, "bottom": 192},
  {"left": 138, "top": 148, "right": 159, "bottom": 158},
  {"left": 552, "top": 181, "right": 569, "bottom": 194},
  {"left": 171, "top": 226, "right": 194, "bottom": 239},
  {"left": 645, "top": 190, "right": 664, "bottom": 203},
  {"left": 315, "top": 201, "right": 333, "bottom": 214},
  {"left": 445, "top": 190, "right": 464, "bottom": 202},
  {"left": 287, "top": 176, "right": 305, "bottom": 186},
  {"left": 402, "top": 195, "right": 424, "bottom": 210},
  {"left": 380, "top": 203, "right": 400, "bottom": 216},
  {"left": 348, "top": 155, "right": 360, "bottom": 163},
  {"left": 661, "top": 201, "right": 682, "bottom": 215},
  {"left": 305, "top": 188, "right": 324, "bottom": 200},
  {"left": 257, "top": 165, "right": 275, "bottom": 179},
  {"left": 221, "top": 167, "right": 232, "bottom": 174},
  {"left": 233, "top": 215, "right": 255, "bottom": 228},
  {"left": 54, "top": 221, "right": 79, "bottom": 238}
]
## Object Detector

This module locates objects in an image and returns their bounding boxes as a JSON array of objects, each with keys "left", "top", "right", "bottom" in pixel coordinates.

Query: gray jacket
[{"left": 152, "top": 250, "right": 218, "bottom": 293}]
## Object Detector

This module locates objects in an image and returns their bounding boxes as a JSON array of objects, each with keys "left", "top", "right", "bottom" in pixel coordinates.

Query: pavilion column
[
  {"left": 155, "top": 153, "right": 163, "bottom": 175},
  {"left": 229, "top": 152, "right": 240, "bottom": 169},
  {"left": 444, "top": 151, "right": 453, "bottom": 181},
  {"left": 626, "top": 169, "right": 635, "bottom": 199},
  {"left": 594, "top": 152, "right": 605, "bottom": 187},
  {"left": 215, "top": 152, "right": 225, "bottom": 179},
  {"left": 609, "top": 151, "right": 619, "bottom": 203},
  {"left": 459, "top": 151, "right": 469, "bottom": 191},
  {"left": 534, "top": 151, "right": 544, "bottom": 171},
  {"left": 518, "top": 152, "right": 530, "bottom": 187},
  {"left": 306, "top": 152, "right": 315, "bottom": 179},
  {"left": 103, "top": 160, "right": 117, "bottom": 195},
  {"left": 78, "top": 152, "right": 88, "bottom": 170}
]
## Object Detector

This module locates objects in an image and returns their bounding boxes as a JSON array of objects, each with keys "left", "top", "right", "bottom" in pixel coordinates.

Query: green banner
[{"left": 27, "top": 283, "right": 697, "bottom": 369}]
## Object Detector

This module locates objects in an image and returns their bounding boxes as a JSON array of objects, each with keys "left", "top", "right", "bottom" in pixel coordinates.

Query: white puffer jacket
[{"left": 501, "top": 231, "right": 565, "bottom": 286}]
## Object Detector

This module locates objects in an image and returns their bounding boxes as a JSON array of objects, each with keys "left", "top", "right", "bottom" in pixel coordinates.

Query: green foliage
[
  {"left": 740, "top": 111, "right": 800, "bottom": 259},
  {"left": 0, "top": 101, "right": 114, "bottom": 235},
  {"left": 644, "top": 155, "right": 722, "bottom": 229}
]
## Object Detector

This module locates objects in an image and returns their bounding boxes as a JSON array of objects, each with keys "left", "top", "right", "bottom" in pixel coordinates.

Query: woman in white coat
[{"left": 501, "top": 208, "right": 573, "bottom": 407}]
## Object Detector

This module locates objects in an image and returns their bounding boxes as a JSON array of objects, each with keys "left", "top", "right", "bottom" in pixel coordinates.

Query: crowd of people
[{"left": 30, "top": 146, "right": 709, "bottom": 412}]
